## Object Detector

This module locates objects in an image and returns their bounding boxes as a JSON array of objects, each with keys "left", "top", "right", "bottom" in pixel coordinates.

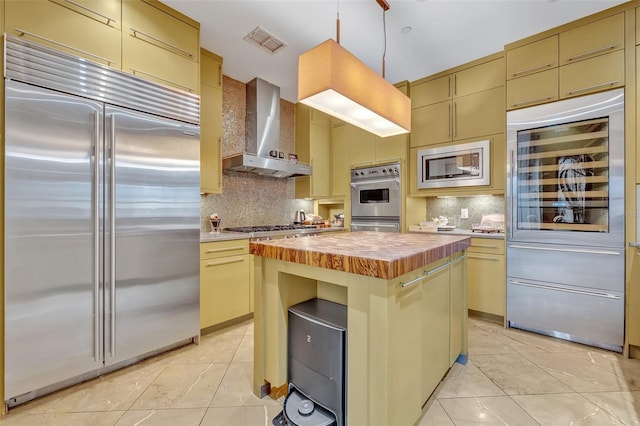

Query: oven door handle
[
  {"left": 351, "top": 177, "right": 399, "bottom": 187},
  {"left": 352, "top": 223, "right": 400, "bottom": 230}
]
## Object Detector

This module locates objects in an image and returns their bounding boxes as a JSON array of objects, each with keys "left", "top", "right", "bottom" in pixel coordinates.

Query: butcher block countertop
[{"left": 250, "top": 231, "right": 471, "bottom": 279}]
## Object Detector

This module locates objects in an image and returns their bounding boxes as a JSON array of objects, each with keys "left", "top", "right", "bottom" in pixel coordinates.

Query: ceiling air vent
[{"left": 243, "top": 26, "right": 287, "bottom": 54}]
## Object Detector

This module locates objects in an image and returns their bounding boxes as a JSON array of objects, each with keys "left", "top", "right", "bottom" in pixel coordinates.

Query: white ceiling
[{"left": 163, "top": 0, "right": 627, "bottom": 102}]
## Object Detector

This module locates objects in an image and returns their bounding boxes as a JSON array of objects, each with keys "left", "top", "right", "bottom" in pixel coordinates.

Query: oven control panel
[{"left": 351, "top": 163, "right": 400, "bottom": 181}]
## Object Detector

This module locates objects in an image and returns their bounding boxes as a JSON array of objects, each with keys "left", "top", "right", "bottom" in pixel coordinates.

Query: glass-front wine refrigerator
[{"left": 506, "top": 88, "right": 625, "bottom": 352}]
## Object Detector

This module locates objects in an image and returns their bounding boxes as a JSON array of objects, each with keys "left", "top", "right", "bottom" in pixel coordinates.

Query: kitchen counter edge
[{"left": 410, "top": 229, "right": 505, "bottom": 240}]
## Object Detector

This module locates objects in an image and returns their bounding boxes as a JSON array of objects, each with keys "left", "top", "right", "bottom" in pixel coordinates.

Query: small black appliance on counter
[{"left": 273, "top": 298, "right": 347, "bottom": 426}]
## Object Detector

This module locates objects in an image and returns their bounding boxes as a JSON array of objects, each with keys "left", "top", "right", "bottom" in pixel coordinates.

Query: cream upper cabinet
[
  {"left": 410, "top": 55, "right": 505, "bottom": 148},
  {"left": 122, "top": 0, "right": 200, "bottom": 93},
  {"left": 411, "top": 75, "right": 451, "bottom": 109},
  {"left": 200, "top": 49, "right": 223, "bottom": 194},
  {"left": 559, "top": 49, "right": 625, "bottom": 99},
  {"left": 330, "top": 127, "right": 349, "bottom": 199},
  {"left": 506, "top": 68, "right": 558, "bottom": 110},
  {"left": 506, "top": 36, "right": 558, "bottom": 80},
  {"left": 295, "top": 104, "right": 331, "bottom": 199},
  {"left": 6, "top": 0, "right": 121, "bottom": 68},
  {"left": 559, "top": 13, "right": 625, "bottom": 65}
]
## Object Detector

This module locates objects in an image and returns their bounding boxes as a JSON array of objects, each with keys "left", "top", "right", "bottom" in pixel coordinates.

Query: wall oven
[
  {"left": 417, "top": 139, "right": 490, "bottom": 189},
  {"left": 350, "top": 163, "right": 401, "bottom": 232}
]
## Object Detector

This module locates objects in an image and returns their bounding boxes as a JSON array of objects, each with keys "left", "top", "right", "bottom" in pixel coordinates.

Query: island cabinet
[
  {"left": 200, "top": 239, "right": 253, "bottom": 330},
  {"left": 250, "top": 232, "right": 470, "bottom": 425},
  {"left": 410, "top": 54, "right": 505, "bottom": 148},
  {"left": 506, "top": 12, "right": 625, "bottom": 110},
  {"left": 122, "top": 0, "right": 200, "bottom": 93},
  {"left": 629, "top": 246, "right": 640, "bottom": 357},
  {"left": 295, "top": 104, "right": 331, "bottom": 199},
  {"left": 5, "top": 0, "right": 122, "bottom": 68},
  {"left": 200, "top": 48, "right": 223, "bottom": 194},
  {"left": 466, "top": 237, "right": 506, "bottom": 320}
]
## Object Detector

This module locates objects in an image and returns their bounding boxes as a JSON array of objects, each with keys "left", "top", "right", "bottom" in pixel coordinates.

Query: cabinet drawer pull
[
  {"left": 400, "top": 275, "right": 425, "bottom": 288},
  {"left": 511, "top": 96, "right": 554, "bottom": 108},
  {"left": 509, "top": 280, "right": 620, "bottom": 300},
  {"left": 509, "top": 244, "right": 621, "bottom": 256},
  {"left": 471, "top": 244, "right": 499, "bottom": 249},
  {"left": 467, "top": 254, "right": 499, "bottom": 262},
  {"left": 130, "top": 27, "right": 196, "bottom": 58},
  {"left": 53, "top": 0, "right": 117, "bottom": 25},
  {"left": 565, "top": 44, "right": 619, "bottom": 62},
  {"left": 15, "top": 28, "right": 117, "bottom": 65},
  {"left": 129, "top": 68, "right": 194, "bottom": 92},
  {"left": 510, "top": 63, "right": 554, "bottom": 77},
  {"left": 206, "top": 258, "right": 245, "bottom": 267},
  {"left": 205, "top": 246, "right": 246, "bottom": 254},
  {"left": 566, "top": 81, "right": 619, "bottom": 96}
]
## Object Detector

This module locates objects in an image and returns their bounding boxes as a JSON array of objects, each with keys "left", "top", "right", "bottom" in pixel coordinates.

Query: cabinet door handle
[
  {"left": 426, "top": 260, "right": 452, "bottom": 276},
  {"left": 206, "top": 246, "right": 246, "bottom": 253},
  {"left": 452, "top": 102, "right": 457, "bottom": 138},
  {"left": 566, "top": 81, "right": 619, "bottom": 96},
  {"left": 15, "top": 28, "right": 117, "bottom": 65},
  {"left": 467, "top": 254, "right": 499, "bottom": 262},
  {"left": 451, "top": 254, "right": 466, "bottom": 264},
  {"left": 206, "top": 258, "right": 245, "bottom": 267},
  {"left": 511, "top": 96, "right": 554, "bottom": 108},
  {"left": 400, "top": 275, "right": 425, "bottom": 288},
  {"left": 510, "top": 63, "right": 554, "bottom": 77},
  {"left": 130, "top": 27, "right": 196, "bottom": 58},
  {"left": 218, "top": 63, "right": 223, "bottom": 87},
  {"left": 453, "top": 74, "right": 457, "bottom": 96},
  {"left": 447, "top": 103, "right": 452, "bottom": 139},
  {"left": 129, "top": 68, "right": 194, "bottom": 92},
  {"left": 53, "top": 0, "right": 117, "bottom": 25},
  {"left": 565, "top": 44, "right": 619, "bottom": 62}
]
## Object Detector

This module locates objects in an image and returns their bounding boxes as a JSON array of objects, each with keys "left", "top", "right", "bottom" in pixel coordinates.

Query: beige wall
[{"left": 200, "top": 76, "right": 312, "bottom": 231}]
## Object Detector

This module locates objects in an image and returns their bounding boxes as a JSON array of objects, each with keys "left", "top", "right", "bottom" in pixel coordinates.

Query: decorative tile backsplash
[
  {"left": 200, "top": 76, "right": 312, "bottom": 232},
  {"left": 425, "top": 195, "right": 505, "bottom": 230}
]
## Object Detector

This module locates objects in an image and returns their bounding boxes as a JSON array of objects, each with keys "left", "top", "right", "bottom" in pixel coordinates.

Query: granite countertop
[
  {"left": 250, "top": 231, "right": 471, "bottom": 279},
  {"left": 409, "top": 229, "right": 505, "bottom": 240}
]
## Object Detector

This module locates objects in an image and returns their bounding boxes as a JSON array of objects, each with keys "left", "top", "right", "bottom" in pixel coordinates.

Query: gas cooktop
[{"left": 224, "top": 224, "right": 320, "bottom": 240}]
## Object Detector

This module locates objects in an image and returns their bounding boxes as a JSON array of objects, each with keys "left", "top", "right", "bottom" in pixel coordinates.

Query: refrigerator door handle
[
  {"left": 509, "top": 280, "right": 621, "bottom": 300},
  {"left": 508, "top": 244, "right": 622, "bottom": 257},
  {"left": 93, "top": 110, "right": 101, "bottom": 362},
  {"left": 110, "top": 115, "right": 116, "bottom": 358}
]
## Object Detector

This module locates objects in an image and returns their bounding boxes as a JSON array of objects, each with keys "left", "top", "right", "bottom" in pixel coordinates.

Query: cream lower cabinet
[
  {"left": 466, "top": 238, "right": 506, "bottom": 318},
  {"left": 421, "top": 257, "right": 451, "bottom": 404},
  {"left": 200, "top": 240, "right": 252, "bottom": 329}
]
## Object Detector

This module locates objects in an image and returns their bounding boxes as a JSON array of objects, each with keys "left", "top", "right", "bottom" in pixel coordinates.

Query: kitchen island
[{"left": 251, "top": 231, "right": 471, "bottom": 425}]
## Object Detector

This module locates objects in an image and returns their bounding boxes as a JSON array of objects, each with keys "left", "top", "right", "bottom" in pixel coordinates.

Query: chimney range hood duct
[{"left": 222, "top": 78, "right": 311, "bottom": 178}]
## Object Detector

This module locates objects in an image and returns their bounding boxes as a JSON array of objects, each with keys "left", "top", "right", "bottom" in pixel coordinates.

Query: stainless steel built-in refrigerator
[
  {"left": 506, "top": 88, "right": 625, "bottom": 352},
  {"left": 4, "top": 36, "right": 200, "bottom": 405}
]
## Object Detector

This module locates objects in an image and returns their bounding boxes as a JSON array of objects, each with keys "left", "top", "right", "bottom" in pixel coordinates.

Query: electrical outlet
[{"left": 461, "top": 208, "right": 469, "bottom": 219}]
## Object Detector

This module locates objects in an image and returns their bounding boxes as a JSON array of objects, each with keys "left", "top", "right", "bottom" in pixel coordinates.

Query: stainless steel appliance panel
[
  {"left": 507, "top": 242, "right": 624, "bottom": 293},
  {"left": 4, "top": 81, "right": 105, "bottom": 398},
  {"left": 105, "top": 107, "right": 200, "bottom": 365},
  {"left": 507, "top": 279, "right": 624, "bottom": 351},
  {"left": 506, "top": 88, "right": 624, "bottom": 248}
]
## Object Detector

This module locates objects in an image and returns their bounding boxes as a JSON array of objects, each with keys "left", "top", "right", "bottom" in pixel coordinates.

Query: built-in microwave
[{"left": 417, "top": 140, "right": 490, "bottom": 189}]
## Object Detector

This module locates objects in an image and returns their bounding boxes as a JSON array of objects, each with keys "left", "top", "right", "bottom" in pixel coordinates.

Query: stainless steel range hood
[{"left": 222, "top": 78, "right": 311, "bottom": 178}]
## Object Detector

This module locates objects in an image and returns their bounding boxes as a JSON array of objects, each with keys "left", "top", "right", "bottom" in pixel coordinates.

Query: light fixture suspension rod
[{"left": 336, "top": 0, "right": 340, "bottom": 44}]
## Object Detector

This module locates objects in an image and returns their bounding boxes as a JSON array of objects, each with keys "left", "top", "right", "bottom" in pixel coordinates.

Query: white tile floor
[{"left": 1, "top": 317, "right": 639, "bottom": 425}]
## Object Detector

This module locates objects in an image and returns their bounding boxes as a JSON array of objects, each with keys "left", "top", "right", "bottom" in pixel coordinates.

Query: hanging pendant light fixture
[{"left": 297, "top": 0, "right": 411, "bottom": 138}]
